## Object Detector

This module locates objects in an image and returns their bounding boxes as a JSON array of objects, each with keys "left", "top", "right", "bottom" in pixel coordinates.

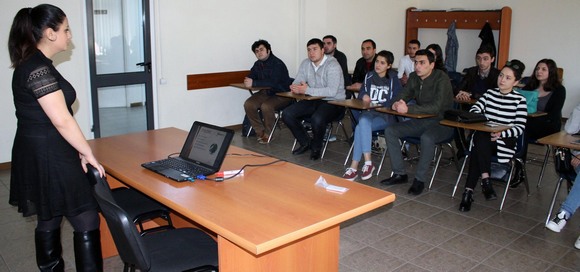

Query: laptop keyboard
[{"left": 157, "top": 158, "right": 206, "bottom": 176}]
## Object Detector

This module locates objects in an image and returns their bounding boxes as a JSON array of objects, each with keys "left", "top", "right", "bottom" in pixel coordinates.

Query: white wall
[{"left": 1, "top": 0, "right": 579, "bottom": 163}]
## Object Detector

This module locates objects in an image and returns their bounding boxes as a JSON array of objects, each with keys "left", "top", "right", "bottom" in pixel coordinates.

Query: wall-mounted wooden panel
[{"left": 187, "top": 70, "right": 250, "bottom": 90}]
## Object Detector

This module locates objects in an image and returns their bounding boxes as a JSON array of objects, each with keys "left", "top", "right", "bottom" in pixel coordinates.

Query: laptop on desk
[{"left": 141, "top": 121, "right": 234, "bottom": 182}]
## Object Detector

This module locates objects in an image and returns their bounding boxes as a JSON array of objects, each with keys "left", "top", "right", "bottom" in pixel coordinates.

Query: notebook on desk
[{"left": 141, "top": 121, "right": 234, "bottom": 182}]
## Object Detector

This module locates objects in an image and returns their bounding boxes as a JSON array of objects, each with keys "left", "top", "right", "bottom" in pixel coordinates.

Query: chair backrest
[
  {"left": 514, "top": 133, "right": 527, "bottom": 158},
  {"left": 86, "top": 165, "right": 152, "bottom": 271}
]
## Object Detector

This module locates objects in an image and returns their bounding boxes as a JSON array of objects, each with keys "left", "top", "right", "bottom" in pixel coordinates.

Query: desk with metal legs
[{"left": 88, "top": 128, "right": 395, "bottom": 272}]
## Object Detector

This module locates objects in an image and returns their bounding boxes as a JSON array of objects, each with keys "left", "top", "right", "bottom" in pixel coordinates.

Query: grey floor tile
[
  {"left": 464, "top": 222, "right": 522, "bottom": 247},
  {"left": 506, "top": 234, "right": 570, "bottom": 263},
  {"left": 425, "top": 209, "right": 480, "bottom": 233},
  {"left": 340, "top": 246, "right": 405, "bottom": 272},
  {"left": 366, "top": 210, "right": 421, "bottom": 233},
  {"left": 398, "top": 221, "right": 459, "bottom": 246},
  {"left": 341, "top": 219, "right": 393, "bottom": 244},
  {"left": 370, "top": 232, "right": 432, "bottom": 262},
  {"left": 391, "top": 200, "right": 444, "bottom": 220},
  {"left": 468, "top": 263, "right": 504, "bottom": 272},
  {"left": 438, "top": 233, "right": 503, "bottom": 262},
  {"left": 483, "top": 248, "right": 552, "bottom": 272},
  {"left": 484, "top": 211, "right": 541, "bottom": 234},
  {"left": 555, "top": 249, "right": 580, "bottom": 271},
  {"left": 411, "top": 247, "right": 479, "bottom": 272},
  {"left": 392, "top": 263, "right": 429, "bottom": 272}
]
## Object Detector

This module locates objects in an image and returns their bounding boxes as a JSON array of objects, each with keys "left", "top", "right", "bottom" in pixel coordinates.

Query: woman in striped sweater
[{"left": 459, "top": 60, "right": 528, "bottom": 212}]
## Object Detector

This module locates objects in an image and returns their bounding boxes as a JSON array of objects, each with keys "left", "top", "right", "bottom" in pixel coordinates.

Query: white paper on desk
[{"left": 315, "top": 176, "right": 349, "bottom": 194}]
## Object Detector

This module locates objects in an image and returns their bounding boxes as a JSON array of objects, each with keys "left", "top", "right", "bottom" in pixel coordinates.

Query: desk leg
[{"left": 218, "top": 225, "right": 340, "bottom": 272}]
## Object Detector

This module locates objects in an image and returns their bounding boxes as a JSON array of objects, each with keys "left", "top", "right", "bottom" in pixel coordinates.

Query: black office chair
[
  {"left": 110, "top": 187, "right": 174, "bottom": 235},
  {"left": 87, "top": 165, "right": 219, "bottom": 272}
]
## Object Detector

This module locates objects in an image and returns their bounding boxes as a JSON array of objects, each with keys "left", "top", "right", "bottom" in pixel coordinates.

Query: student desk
[
  {"left": 328, "top": 99, "right": 383, "bottom": 128},
  {"left": 536, "top": 131, "right": 580, "bottom": 186},
  {"left": 229, "top": 83, "right": 270, "bottom": 95},
  {"left": 375, "top": 107, "right": 436, "bottom": 119},
  {"left": 275, "top": 91, "right": 325, "bottom": 101},
  {"left": 88, "top": 128, "right": 395, "bottom": 272}
]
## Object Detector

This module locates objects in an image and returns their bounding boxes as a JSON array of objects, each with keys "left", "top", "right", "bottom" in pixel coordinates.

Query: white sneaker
[
  {"left": 575, "top": 235, "right": 580, "bottom": 250},
  {"left": 546, "top": 211, "right": 568, "bottom": 233}
]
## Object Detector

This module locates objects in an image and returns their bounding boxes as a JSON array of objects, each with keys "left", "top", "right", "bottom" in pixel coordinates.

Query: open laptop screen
[{"left": 180, "top": 122, "right": 233, "bottom": 170}]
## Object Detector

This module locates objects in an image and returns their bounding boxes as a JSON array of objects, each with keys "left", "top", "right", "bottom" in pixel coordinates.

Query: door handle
[{"left": 136, "top": 61, "right": 152, "bottom": 72}]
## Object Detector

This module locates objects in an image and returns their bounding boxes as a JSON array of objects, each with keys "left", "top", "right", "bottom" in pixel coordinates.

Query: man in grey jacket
[{"left": 283, "top": 38, "right": 345, "bottom": 160}]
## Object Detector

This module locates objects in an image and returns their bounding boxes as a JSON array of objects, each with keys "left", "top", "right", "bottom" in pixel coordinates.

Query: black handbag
[
  {"left": 444, "top": 109, "right": 488, "bottom": 123},
  {"left": 553, "top": 147, "right": 577, "bottom": 177}
]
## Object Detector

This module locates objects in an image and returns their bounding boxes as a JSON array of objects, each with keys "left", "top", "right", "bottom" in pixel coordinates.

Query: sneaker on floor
[
  {"left": 342, "top": 168, "right": 358, "bottom": 181},
  {"left": 360, "top": 164, "right": 375, "bottom": 181},
  {"left": 575, "top": 235, "right": 580, "bottom": 250},
  {"left": 546, "top": 211, "right": 568, "bottom": 233}
]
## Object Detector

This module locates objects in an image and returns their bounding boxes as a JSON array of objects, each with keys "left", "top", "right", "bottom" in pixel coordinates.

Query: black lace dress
[{"left": 9, "top": 50, "right": 97, "bottom": 220}]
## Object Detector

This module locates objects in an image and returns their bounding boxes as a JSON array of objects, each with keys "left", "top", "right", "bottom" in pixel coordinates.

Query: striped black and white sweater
[{"left": 470, "top": 88, "right": 528, "bottom": 163}]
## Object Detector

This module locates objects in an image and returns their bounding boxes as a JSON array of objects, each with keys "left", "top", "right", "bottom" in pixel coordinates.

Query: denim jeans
[
  {"left": 385, "top": 118, "right": 453, "bottom": 182},
  {"left": 561, "top": 166, "right": 580, "bottom": 216},
  {"left": 352, "top": 111, "right": 395, "bottom": 162}
]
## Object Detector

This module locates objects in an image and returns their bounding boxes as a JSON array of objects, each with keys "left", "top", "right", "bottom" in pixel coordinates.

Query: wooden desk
[
  {"left": 375, "top": 107, "right": 436, "bottom": 119},
  {"left": 537, "top": 131, "right": 580, "bottom": 149},
  {"left": 327, "top": 99, "right": 382, "bottom": 110},
  {"left": 454, "top": 98, "right": 477, "bottom": 105},
  {"left": 439, "top": 119, "right": 512, "bottom": 133},
  {"left": 276, "top": 91, "right": 325, "bottom": 100},
  {"left": 88, "top": 128, "right": 395, "bottom": 271},
  {"left": 528, "top": 111, "right": 547, "bottom": 118},
  {"left": 229, "top": 83, "right": 270, "bottom": 95},
  {"left": 328, "top": 99, "right": 383, "bottom": 128}
]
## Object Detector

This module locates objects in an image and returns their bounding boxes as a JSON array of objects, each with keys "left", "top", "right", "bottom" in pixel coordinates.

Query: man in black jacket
[
  {"left": 243, "top": 40, "right": 292, "bottom": 144},
  {"left": 323, "top": 35, "right": 351, "bottom": 97}
]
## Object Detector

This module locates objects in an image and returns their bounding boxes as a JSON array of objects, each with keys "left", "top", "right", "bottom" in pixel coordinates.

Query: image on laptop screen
[{"left": 180, "top": 122, "right": 233, "bottom": 170}]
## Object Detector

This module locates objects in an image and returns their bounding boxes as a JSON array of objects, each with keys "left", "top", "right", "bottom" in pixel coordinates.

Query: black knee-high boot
[
  {"left": 73, "top": 229, "right": 103, "bottom": 272},
  {"left": 35, "top": 229, "right": 65, "bottom": 272}
]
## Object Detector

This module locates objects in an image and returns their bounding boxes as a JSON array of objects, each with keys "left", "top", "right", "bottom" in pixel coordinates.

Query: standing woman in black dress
[{"left": 8, "top": 4, "right": 105, "bottom": 271}]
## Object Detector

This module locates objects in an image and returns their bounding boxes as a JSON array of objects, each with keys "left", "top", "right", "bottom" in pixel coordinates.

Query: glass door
[{"left": 86, "top": 0, "right": 154, "bottom": 137}]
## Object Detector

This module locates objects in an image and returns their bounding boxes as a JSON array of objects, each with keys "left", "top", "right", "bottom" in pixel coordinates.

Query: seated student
[
  {"left": 323, "top": 35, "right": 352, "bottom": 98},
  {"left": 546, "top": 102, "right": 580, "bottom": 250},
  {"left": 455, "top": 46, "right": 500, "bottom": 101},
  {"left": 282, "top": 38, "right": 345, "bottom": 160},
  {"left": 522, "top": 59, "right": 566, "bottom": 141},
  {"left": 426, "top": 43, "right": 447, "bottom": 73},
  {"left": 243, "top": 40, "right": 292, "bottom": 143},
  {"left": 349, "top": 39, "right": 378, "bottom": 93},
  {"left": 458, "top": 60, "right": 528, "bottom": 212},
  {"left": 342, "top": 50, "right": 402, "bottom": 181},
  {"left": 454, "top": 46, "right": 500, "bottom": 157},
  {"left": 398, "top": 39, "right": 421, "bottom": 86},
  {"left": 380, "top": 49, "right": 454, "bottom": 195}
]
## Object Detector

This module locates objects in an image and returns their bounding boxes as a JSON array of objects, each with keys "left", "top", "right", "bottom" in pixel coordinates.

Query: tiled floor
[{"left": 1, "top": 119, "right": 579, "bottom": 271}]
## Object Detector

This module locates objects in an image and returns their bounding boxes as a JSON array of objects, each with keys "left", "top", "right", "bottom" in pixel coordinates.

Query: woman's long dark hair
[
  {"left": 8, "top": 4, "right": 66, "bottom": 68},
  {"left": 426, "top": 43, "right": 447, "bottom": 73},
  {"left": 523, "top": 59, "right": 563, "bottom": 92}
]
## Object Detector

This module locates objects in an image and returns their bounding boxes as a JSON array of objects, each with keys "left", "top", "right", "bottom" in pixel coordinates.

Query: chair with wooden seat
[{"left": 87, "top": 165, "right": 218, "bottom": 272}]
